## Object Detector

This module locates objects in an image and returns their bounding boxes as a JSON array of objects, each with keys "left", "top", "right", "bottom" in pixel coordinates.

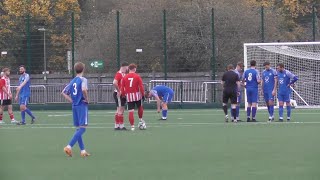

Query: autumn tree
[{"left": 0, "top": 0, "right": 80, "bottom": 73}]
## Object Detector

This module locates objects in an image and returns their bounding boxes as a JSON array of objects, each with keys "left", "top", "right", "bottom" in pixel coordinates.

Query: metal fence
[{"left": 9, "top": 81, "right": 222, "bottom": 104}]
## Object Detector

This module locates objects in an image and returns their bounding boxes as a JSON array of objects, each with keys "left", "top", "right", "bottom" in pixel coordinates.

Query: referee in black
[{"left": 221, "top": 64, "right": 241, "bottom": 123}]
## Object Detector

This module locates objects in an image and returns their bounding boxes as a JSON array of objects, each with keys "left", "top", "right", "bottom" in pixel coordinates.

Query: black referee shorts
[
  {"left": 0, "top": 99, "right": 12, "bottom": 106},
  {"left": 113, "top": 92, "right": 126, "bottom": 107},
  {"left": 222, "top": 89, "right": 237, "bottom": 104}
]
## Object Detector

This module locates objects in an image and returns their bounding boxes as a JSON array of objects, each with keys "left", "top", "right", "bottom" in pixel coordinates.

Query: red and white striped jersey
[
  {"left": 0, "top": 76, "right": 10, "bottom": 100},
  {"left": 121, "top": 73, "right": 144, "bottom": 102},
  {"left": 113, "top": 71, "right": 126, "bottom": 92}
]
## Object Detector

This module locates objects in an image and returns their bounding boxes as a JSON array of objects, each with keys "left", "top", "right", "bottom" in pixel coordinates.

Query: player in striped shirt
[
  {"left": 121, "top": 64, "right": 145, "bottom": 131},
  {"left": 113, "top": 62, "right": 129, "bottom": 130},
  {"left": 0, "top": 68, "right": 17, "bottom": 124},
  {"left": 16, "top": 65, "right": 36, "bottom": 125}
]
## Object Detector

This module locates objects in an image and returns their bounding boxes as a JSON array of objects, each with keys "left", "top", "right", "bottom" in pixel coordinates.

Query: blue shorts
[
  {"left": 72, "top": 104, "right": 88, "bottom": 127},
  {"left": 246, "top": 88, "right": 258, "bottom": 103},
  {"left": 162, "top": 91, "right": 174, "bottom": 103},
  {"left": 278, "top": 93, "right": 291, "bottom": 103},
  {"left": 19, "top": 96, "right": 29, "bottom": 105},
  {"left": 263, "top": 91, "right": 274, "bottom": 102}
]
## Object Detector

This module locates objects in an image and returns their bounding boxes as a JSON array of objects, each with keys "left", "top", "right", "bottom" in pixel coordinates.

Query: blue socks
[
  {"left": 279, "top": 106, "right": 284, "bottom": 119},
  {"left": 68, "top": 128, "right": 86, "bottom": 148},
  {"left": 270, "top": 105, "right": 274, "bottom": 117},
  {"left": 162, "top": 110, "right": 167, "bottom": 119},
  {"left": 252, "top": 107, "right": 257, "bottom": 119},
  {"left": 21, "top": 111, "right": 26, "bottom": 123},
  {"left": 78, "top": 136, "right": 85, "bottom": 151},
  {"left": 25, "top": 109, "right": 35, "bottom": 119},
  {"left": 246, "top": 107, "right": 251, "bottom": 117},
  {"left": 287, "top": 106, "right": 291, "bottom": 119}
]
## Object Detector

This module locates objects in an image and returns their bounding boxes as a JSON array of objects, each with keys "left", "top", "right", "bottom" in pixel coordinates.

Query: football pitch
[{"left": 1, "top": 109, "right": 320, "bottom": 180}]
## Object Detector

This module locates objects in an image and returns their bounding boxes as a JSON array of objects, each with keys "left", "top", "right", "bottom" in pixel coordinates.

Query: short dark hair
[
  {"left": 263, "top": 61, "right": 270, "bottom": 66},
  {"left": 227, "top": 64, "right": 234, "bottom": 70},
  {"left": 250, "top": 60, "right": 256, "bottom": 67},
  {"left": 2, "top": 68, "right": 9, "bottom": 72},
  {"left": 237, "top": 62, "right": 244, "bottom": 68},
  {"left": 19, "top": 65, "right": 25, "bottom": 69},
  {"left": 121, "top": 61, "right": 129, "bottom": 67},
  {"left": 277, "top": 63, "right": 284, "bottom": 68},
  {"left": 74, "top": 62, "right": 85, "bottom": 74},
  {"left": 128, "top": 63, "right": 137, "bottom": 70}
]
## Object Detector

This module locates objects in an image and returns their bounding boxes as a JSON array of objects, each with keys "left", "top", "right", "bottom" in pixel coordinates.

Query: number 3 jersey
[
  {"left": 243, "top": 68, "right": 260, "bottom": 88},
  {"left": 121, "top": 73, "right": 144, "bottom": 102},
  {"left": 63, "top": 76, "right": 88, "bottom": 106}
]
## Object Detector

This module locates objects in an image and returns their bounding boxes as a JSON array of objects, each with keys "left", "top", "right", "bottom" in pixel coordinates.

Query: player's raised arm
[{"left": 61, "top": 84, "right": 72, "bottom": 103}]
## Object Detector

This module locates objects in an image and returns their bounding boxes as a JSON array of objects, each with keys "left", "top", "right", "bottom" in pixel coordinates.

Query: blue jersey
[
  {"left": 63, "top": 76, "right": 88, "bottom": 106},
  {"left": 19, "top": 73, "right": 31, "bottom": 97},
  {"left": 243, "top": 68, "right": 260, "bottom": 88},
  {"left": 262, "top": 68, "right": 277, "bottom": 93},
  {"left": 277, "top": 70, "right": 297, "bottom": 95}
]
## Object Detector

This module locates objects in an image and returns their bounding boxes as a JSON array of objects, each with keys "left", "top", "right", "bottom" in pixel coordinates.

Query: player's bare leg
[
  {"left": 0, "top": 106, "right": 4, "bottom": 124},
  {"left": 7, "top": 105, "right": 17, "bottom": 123}
]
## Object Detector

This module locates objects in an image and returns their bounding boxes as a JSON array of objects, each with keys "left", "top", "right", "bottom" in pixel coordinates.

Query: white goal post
[{"left": 244, "top": 42, "right": 320, "bottom": 109}]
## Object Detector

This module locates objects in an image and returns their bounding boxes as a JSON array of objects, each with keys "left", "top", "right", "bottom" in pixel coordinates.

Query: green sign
[{"left": 90, "top": 60, "right": 104, "bottom": 68}]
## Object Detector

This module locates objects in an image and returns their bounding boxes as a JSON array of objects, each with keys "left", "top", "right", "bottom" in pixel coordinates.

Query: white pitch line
[{"left": 1, "top": 121, "right": 320, "bottom": 130}]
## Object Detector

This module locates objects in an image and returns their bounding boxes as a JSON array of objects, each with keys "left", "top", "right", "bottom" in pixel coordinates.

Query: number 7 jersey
[
  {"left": 121, "top": 73, "right": 144, "bottom": 102},
  {"left": 63, "top": 76, "right": 88, "bottom": 106}
]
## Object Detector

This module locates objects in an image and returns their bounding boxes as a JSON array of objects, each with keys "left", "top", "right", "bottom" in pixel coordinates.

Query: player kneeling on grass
[
  {"left": 261, "top": 62, "right": 277, "bottom": 121},
  {"left": 145, "top": 85, "right": 174, "bottom": 120},
  {"left": 276, "top": 63, "right": 298, "bottom": 122},
  {"left": 221, "top": 64, "right": 241, "bottom": 123},
  {"left": 61, "top": 62, "right": 90, "bottom": 157},
  {"left": 121, "top": 63, "right": 145, "bottom": 131}
]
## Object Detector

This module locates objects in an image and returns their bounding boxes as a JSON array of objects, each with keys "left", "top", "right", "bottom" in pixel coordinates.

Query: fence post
[
  {"left": 261, "top": 6, "right": 265, "bottom": 42},
  {"left": 180, "top": 81, "right": 183, "bottom": 108},
  {"left": 71, "top": 12, "right": 75, "bottom": 78},
  {"left": 211, "top": 8, "right": 216, "bottom": 102},
  {"left": 116, "top": 11, "right": 120, "bottom": 69},
  {"left": 163, "top": 9, "right": 168, "bottom": 80},
  {"left": 26, "top": 14, "right": 31, "bottom": 70},
  {"left": 312, "top": 4, "right": 316, "bottom": 41}
]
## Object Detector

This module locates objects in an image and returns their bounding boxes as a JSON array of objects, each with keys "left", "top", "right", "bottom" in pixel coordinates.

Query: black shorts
[
  {"left": 113, "top": 92, "right": 126, "bottom": 107},
  {"left": 0, "top": 99, "right": 12, "bottom": 106},
  {"left": 222, "top": 89, "right": 237, "bottom": 104},
  {"left": 127, "top": 100, "right": 142, "bottom": 110}
]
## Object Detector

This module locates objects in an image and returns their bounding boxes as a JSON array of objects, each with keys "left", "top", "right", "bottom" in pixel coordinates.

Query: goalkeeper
[{"left": 276, "top": 63, "right": 298, "bottom": 122}]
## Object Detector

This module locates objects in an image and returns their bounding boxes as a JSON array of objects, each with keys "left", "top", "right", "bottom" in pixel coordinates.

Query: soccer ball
[{"left": 139, "top": 122, "right": 147, "bottom": 130}]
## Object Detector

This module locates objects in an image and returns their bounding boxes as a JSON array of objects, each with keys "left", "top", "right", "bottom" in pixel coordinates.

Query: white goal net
[{"left": 244, "top": 42, "right": 320, "bottom": 109}]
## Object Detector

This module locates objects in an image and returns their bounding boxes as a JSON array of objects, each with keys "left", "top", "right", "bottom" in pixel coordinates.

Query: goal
[{"left": 244, "top": 42, "right": 320, "bottom": 109}]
